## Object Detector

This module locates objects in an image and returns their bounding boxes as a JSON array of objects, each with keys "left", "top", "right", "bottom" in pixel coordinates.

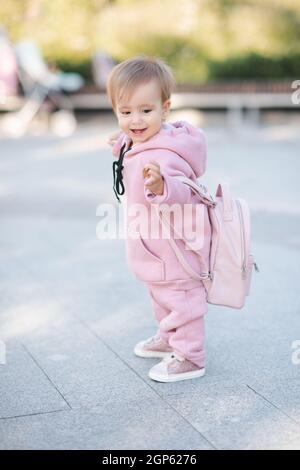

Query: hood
[{"left": 112, "top": 120, "right": 207, "bottom": 178}]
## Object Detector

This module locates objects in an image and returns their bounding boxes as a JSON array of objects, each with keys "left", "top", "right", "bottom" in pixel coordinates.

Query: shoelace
[
  {"left": 112, "top": 143, "right": 131, "bottom": 203},
  {"left": 145, "top": 334, "right": 161, "bottom": 345}
]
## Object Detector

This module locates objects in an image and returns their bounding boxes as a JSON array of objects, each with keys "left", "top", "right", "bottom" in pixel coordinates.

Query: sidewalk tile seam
[{"left": 22, "top": 343, "right": 72, "bottom": 410}]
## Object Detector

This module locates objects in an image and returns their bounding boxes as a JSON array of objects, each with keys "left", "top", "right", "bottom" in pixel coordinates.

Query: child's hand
[
  {"left": 107, "top": 130, "right": 122, "bottom": 147},
  {"left": 143, "top": 162, "right": 164, "bottom": 195}
]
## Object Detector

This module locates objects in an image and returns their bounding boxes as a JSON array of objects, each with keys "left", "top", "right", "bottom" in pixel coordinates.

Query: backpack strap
[
  {"left": 176, "top": 176, "right": 233, "bottom": 222},
  {"left": 154, "top": 175, "right": 216, "bottom": 286},
  {"left": 216, "top": 183, "right": 233, "bottom": 221},
  {"left": 154, "top": 205, "right": 212, "bottom": 284},
  {"left": 174, "top": 175, "right": 216, "bottom": 208}
]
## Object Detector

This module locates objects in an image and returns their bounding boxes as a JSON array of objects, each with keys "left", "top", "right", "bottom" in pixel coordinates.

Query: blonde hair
[{"left": 106, "top": 55, "right": 176, "bottom": 111}]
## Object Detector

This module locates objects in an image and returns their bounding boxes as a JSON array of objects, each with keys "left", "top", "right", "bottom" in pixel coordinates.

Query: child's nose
[{"left": 131, "top": 112, "right": 143, "bottom": 124}]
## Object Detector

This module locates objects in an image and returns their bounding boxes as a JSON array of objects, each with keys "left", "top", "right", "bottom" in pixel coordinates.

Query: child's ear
[{"left": 162, "top": 99, "right": 171, "bottom": 119}]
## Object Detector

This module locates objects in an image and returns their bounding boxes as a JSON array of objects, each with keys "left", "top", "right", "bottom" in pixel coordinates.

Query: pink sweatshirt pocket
[{"left": 126, "top": 235, "right": 165, "bottom": 282}]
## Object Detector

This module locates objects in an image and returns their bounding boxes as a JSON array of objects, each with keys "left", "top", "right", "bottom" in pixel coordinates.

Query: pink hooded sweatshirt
[{"left": 112, "top": 120, "right": 211, "bottom": 285}]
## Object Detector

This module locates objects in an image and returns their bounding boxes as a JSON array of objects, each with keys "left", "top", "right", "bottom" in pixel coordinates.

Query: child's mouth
[{"left": 131, "top": 128, "right": 147, "bottom": 135}]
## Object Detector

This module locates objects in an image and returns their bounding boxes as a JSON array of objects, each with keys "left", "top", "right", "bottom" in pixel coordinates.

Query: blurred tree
[{"left": 0, "top": 0, "right": 299, "bottom": 82}]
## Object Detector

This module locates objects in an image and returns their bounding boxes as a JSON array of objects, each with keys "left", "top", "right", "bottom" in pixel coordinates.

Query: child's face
[{"left": 115, "top": 80, "right": 170, "bottom": 145}]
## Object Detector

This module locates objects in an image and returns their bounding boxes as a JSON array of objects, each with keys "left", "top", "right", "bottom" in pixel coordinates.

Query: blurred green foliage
[{"left": 1, "top": 0, "right": 300, "bottom": 83}]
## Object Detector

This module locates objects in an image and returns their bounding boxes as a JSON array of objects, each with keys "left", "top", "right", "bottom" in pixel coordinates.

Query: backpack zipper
[{"left": 236, "top": 199, "right": 247, "bottom": 279}]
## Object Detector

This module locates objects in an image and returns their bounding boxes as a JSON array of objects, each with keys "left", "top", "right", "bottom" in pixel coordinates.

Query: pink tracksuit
[{"left": 112, "top": 121, "right": 211, "bottom": 367}]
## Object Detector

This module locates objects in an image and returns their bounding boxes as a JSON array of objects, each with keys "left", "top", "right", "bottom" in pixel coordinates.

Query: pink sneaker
[
  {"left": 134, "top": 334, "right": 173, "bottom": 358},
  {"left": 148, "top": 353, "right": 205, "bottom": 382}
]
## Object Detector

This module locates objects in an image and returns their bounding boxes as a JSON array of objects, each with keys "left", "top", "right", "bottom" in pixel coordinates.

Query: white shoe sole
[
  {"left": 149, "top": 367, "right": 206, "bottom": 383},
  {"left": 134, "top": 343, "right": 173, "bottom": 359}
]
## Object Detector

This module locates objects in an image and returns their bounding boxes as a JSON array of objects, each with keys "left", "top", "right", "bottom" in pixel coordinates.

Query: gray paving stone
[
  {"left": 22, "top": 320, "right": 157, "bottom": 410},
  {"left": 247, "top": 378, "right": 300, "bottom": 424},
  {"left": 0, "top": 342, "right": 69, "bottom": 419},
  {"left": 279, "top": 439, "right": 300, "bottom": 450},
  {"left": 0, "top": 265, "right": 74, "bottom": 343},
  {"left": 0, "top": 121, "right": 299, "bottom": 449},
  {"left": 0, "top": 398, "right": 214, "bottom": 450},
  {"left": 164, "top": 383, "right": 300, "bottom": 450}
]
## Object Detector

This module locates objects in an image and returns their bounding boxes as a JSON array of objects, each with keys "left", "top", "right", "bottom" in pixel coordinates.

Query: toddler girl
[{"left": 106, "top": 56, "right": 211, "bottom": 382}]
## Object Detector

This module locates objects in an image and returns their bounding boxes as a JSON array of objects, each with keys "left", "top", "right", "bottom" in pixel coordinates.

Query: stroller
[
  {"left": 0, "top": 28, "right": 18, "bottom": 102},
  {"left": 1, "top": 40, "right": 84, "bottom": 137}
]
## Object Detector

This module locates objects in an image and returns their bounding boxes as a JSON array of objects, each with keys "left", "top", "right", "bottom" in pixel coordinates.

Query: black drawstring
[{"left": 112, "top": 143, "right": 130, "bottom": 203}]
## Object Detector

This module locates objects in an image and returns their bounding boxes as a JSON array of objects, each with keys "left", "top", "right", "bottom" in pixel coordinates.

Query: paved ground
[{"left": 0, "top": 111, "right": 300, "bottom": 450}]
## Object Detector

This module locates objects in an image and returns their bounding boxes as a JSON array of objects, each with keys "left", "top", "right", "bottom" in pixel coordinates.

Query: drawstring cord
[{"left": 112, "top": 143, "right": 128, "bottom": 203}]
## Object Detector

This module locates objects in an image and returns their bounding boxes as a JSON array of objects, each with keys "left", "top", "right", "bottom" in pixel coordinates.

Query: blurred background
[
  {"left": 0, "top": 0, "right": 300, "bottom": 136},
  {"left": 1, "top": 0, "right": 300, "bottom": 450}
]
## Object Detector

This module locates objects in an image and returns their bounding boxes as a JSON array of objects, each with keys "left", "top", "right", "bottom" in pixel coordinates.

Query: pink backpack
[{"left": 158, "top": 176, "right": 259, "bottom": 309}]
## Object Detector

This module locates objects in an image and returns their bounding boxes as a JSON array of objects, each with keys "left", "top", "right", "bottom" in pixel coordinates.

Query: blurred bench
[
  {"left": 1, "top": 80, "right": 297, "bottom": 128},
  {"left": 71, "top": 80, "right": 297, "bottom": 126}
]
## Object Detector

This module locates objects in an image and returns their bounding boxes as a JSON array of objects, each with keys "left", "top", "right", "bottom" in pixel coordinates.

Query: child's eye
[
  {"left": 122, "top": 111, "right": 130, "bottom": 115},
  {"left": 143, "top": 109, "right": 152, "bottom": 113}
]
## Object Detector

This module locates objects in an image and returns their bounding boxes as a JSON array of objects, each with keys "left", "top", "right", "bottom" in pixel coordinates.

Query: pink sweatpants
[{"left": 146, "top": 279, "right": 208, "bottom": 368}]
